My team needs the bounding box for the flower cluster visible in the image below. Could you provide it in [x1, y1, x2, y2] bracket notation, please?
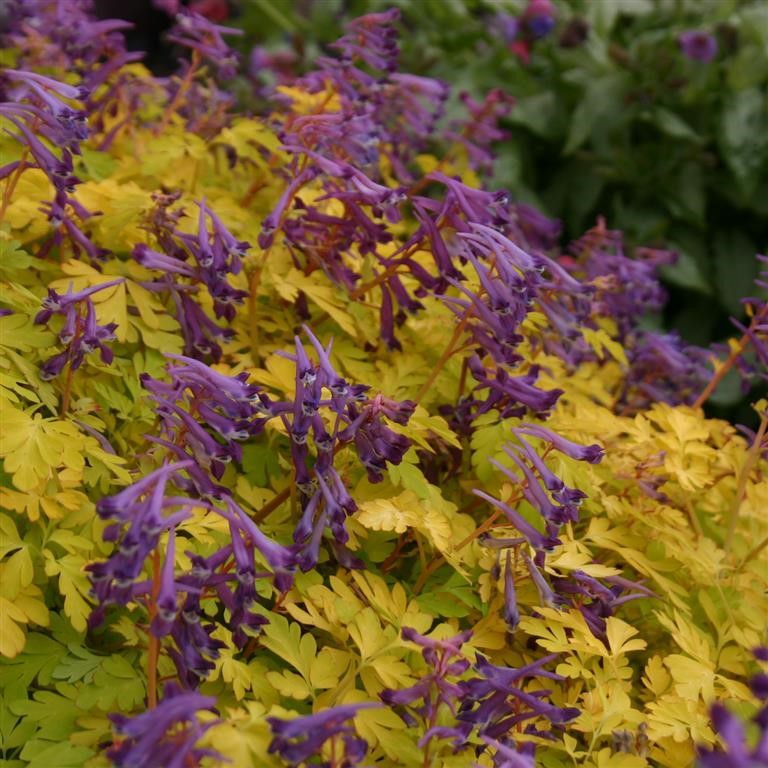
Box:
[108, 682, 221, 768]
[34, 279, 122, 381]
[381, 628, 473, 753]
[267, 703, 379, 766]
[268, 327, 415, 569]
[134, 194, 250, 362]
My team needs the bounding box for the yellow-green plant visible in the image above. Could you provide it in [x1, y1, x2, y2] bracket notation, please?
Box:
[0, 4, 766, 768]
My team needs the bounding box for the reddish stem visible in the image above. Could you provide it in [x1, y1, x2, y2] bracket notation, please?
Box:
[154, 51, 201, 137]
[692, 303, 768, 410]
[146, 548, 162, 709]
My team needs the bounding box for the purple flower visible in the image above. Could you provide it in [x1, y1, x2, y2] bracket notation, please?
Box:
[496, 14, 520, 44]
[381, 629, 473, 752]
[473, 490, 555, 552]
[481, 737, 536, 768]
[513, 424, 604, 464]
[108, 682, 221, 768]
[459, 654, 578, 737]
[696, 702, 768, 768]
[267, 703, 380, 766]
[679, 30, 718, 62]
[166, 9, 242, 79]
[522, 0, 556, 39]
[503, 550, 520, 630]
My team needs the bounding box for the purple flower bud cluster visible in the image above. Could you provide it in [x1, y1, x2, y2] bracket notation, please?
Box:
[90, 336, 415, 682]
[3, 0, 131, 73]
[133, 195, 250, 362]
[723, 255, 768, 394]
[458, 653, 580, 744]
[276, 327, 415, 570]
[33, 278, 122, 380]
[446, 89, 515, 176]
[165, 8, 242, 80]
[89, 355, 298, 679]
[696, 648, 768, 767]
[108, 682, 222, 768]
[140, 353, 268, 488]
[565, 224, 711, 410]
[0, 68, 113, 263]
[267, 702, 380, 766]
[475, 425, 601, 553]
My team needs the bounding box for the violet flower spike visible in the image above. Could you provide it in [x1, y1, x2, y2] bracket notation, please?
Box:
[108, 682, 221, 768]
[503, 550, 520, 630]
[513, 425, 604, 464]
[267, 702, 380, 766]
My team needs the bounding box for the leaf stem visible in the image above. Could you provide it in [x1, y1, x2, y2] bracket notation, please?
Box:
[60, 358, 75, 417]
[414, 311, 472, 405]
[253, 486, 291, 523]
[154, 51, 201, 137]
[0, 151, 29, 221]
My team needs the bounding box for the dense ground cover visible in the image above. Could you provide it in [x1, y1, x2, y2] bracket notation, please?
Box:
[0, 2, 766, 768]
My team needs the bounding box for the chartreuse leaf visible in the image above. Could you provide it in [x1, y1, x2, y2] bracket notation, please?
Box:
[260, 612, 348, 701]
[43, 553, 92, 632]
[0, 403, 88, 492]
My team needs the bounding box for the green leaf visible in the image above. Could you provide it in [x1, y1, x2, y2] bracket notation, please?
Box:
[0, 634, 65, 688]
[51, 645, 103, 684]
[563, 73, 627, 155]
[713, 229, 759, 313]
[75, 655, 145, 711]
[650, 107, 700, 142]
[20, 740, 94, 768]
[719, 87, 768, 195]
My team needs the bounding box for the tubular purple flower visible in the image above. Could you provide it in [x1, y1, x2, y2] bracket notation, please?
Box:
[522, 551, 558, 608]
[473, 490, 552, 551]
[462, 224, 538, 273]
[503, 550, 520, 630]
[95, 461, 193, 520]
[108, 682, 221, 768]
[506, 441, 564, 492]
[225, 497, 296, 574]
[302, 325, 348, 397]
[4, 68, 87, 100]
[133, 243, 198, 277]
[268, 702, 380, 766]
[151, 529, 178, 636]
[481, 737, 535, 768]
[514, 425, 604, 464]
